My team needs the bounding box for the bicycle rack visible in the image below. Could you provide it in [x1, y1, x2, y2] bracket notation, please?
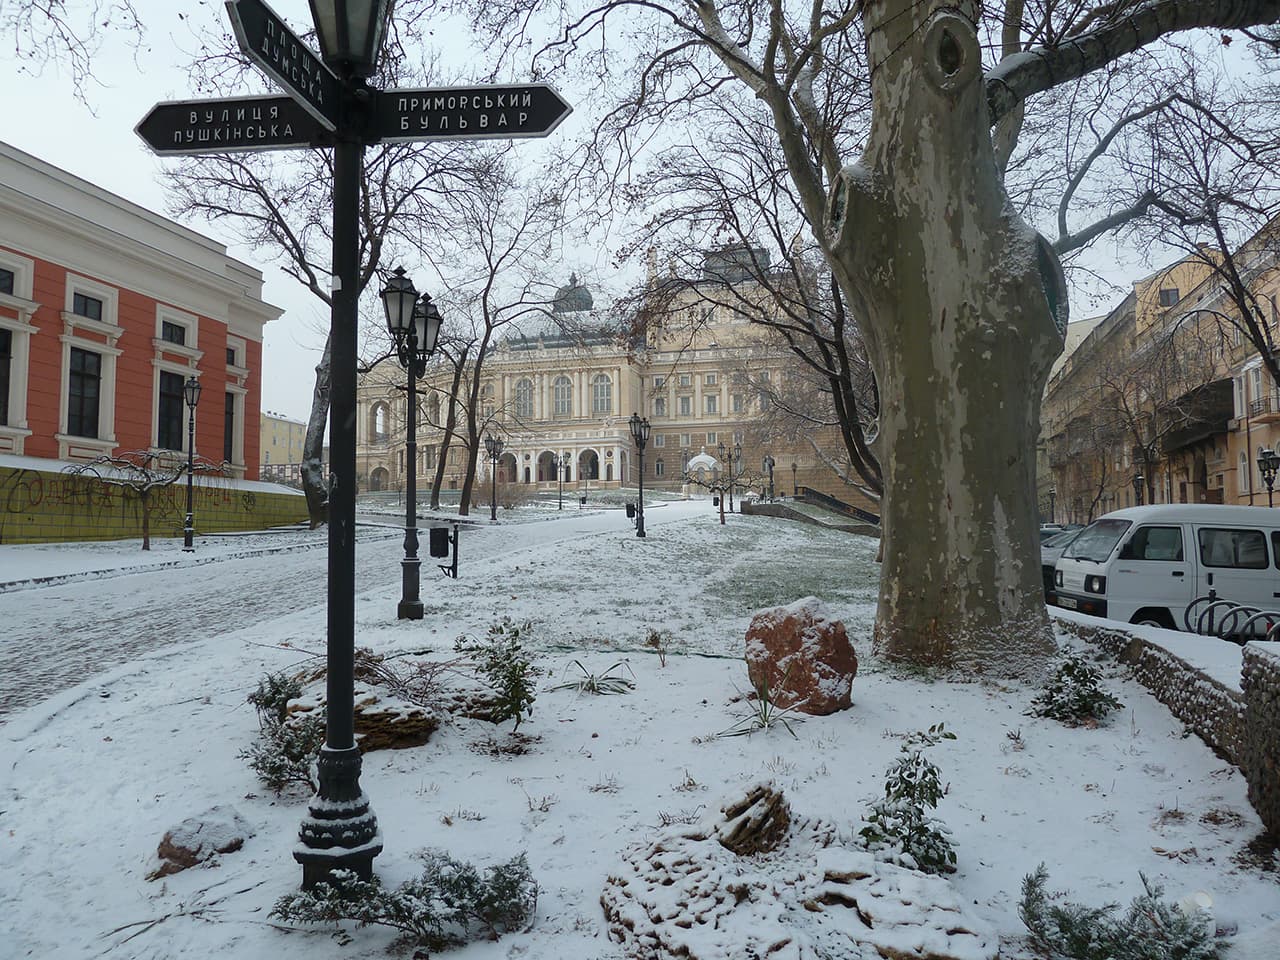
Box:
[1185, 594, 1280, 643]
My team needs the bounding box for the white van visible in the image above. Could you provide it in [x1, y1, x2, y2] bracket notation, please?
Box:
[1051, 504, 1280, 630]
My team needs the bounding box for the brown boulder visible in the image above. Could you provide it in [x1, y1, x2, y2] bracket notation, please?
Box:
[288, 686, 439, 751]
[745, 597, 856, 715]
[148, 806, 253, 880]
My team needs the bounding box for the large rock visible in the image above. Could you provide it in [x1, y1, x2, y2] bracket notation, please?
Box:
[745, 597, 857, 715]
[148, 806, 253, 880]
[288, 685, 439, 751]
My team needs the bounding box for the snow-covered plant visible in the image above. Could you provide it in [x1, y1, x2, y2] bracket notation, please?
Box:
[239, 712, 325, 793]
[551, 659, 635, 695]
[271, 851, 537, 952]
[644, 628, 672, 667]
[1028, 653, 1123, 726]
[1019, 864, 1220, 959]
[859, 723, 957, 874]
[247, 671, 302, 728]
[719, 661, 806, 739]
[455, 618, 538, 730]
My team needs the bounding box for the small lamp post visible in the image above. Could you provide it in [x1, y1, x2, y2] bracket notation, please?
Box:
[558, 452, 569, 509]
[629, 413, 650, 537]
[1132, 472, 1144, 506]
[791, 461, 798, 498]
[730, 442, 741, 512]
[485, 434, 505, 521]
[1257, 447, 1279, 508]
[763, 455, 775, 500]
[1049, 486, 1056, 524]
[182, 375, 202, 551]
[382, 267, 443, 619]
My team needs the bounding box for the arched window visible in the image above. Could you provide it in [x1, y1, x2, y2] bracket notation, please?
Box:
[591, 373, 612, 415]
[553, 376, 573, 417]
[426, 393, 441, 424]
[1239, 452, 1249, 494]
[373, 404, 389, 441]
[515, 379, 534, 418]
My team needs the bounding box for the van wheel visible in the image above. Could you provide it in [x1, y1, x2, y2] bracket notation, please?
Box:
[1132, 609, 1175, 630]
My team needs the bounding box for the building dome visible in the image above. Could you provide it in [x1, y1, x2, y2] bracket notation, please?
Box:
[552, 272, 593, 313]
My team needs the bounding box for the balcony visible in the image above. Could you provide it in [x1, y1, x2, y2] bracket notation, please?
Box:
[1248, 394, 1280, 424]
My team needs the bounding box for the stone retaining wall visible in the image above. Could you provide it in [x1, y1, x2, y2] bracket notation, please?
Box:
[741, 501, 879, 538]
[1058, 619, 1276, 837]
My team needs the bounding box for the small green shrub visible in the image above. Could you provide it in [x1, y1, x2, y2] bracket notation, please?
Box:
[1029, 653, 1123, 726]
[859, 724, 956, 874]
[551, 659, 635, 695]
[247, 671, 303, 727]
[719, 660, 806, 739]
[455, 618, 538, 730]
[1019, 864, 1220, 959]
[271, 851, 538, 952]
[239, 712, 326, 793]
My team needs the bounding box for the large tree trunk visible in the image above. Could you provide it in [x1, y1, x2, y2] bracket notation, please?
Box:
[300, 335, 332, 527]
[825, 0, 1064, 673]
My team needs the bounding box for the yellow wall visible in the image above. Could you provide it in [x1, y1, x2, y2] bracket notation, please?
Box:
[0, 464, 308, 544]
[261, 413, 308, 467]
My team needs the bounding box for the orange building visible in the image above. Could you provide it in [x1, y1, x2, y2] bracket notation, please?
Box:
[0, 141, 280, 477]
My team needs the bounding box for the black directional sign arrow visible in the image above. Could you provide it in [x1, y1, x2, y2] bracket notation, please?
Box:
[375, 84, 572, 143]
[226, 0, 339, 131]
[135, 95, 330, 155]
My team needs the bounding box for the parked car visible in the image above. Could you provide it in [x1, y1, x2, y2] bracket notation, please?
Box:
[1041, 527, 1084, 599]
[1039, 524, 1064, 542]
[1051, 504, 1280, 630]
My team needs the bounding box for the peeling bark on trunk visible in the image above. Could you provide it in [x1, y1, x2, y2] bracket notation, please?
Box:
[825, 1, 1064, 673]
[300, 335, 332, 528]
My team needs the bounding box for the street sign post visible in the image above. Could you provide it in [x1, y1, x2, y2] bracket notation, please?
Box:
[135, 95, 330, 155]
[225, 0, 339, 130]
[375, 84, 572, 142]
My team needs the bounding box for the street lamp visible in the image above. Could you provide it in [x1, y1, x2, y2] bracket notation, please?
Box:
[763, 455, 775, 500]
[629, 413, 650, 537]
[1132, 472, 1144, 506]
[791, 461, 798, 498]
[730, 442, 741, 513]
[485, 434, 505, 520]
[1257, 447, 1279, 508]
[308, 0, 393, 78]
[382, 267, 443, 620]
[558, 452, 569, 510]
[182, 375, 202, 551]
[1049, 486, 1056, 524]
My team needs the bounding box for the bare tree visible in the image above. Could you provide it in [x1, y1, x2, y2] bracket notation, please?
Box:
[63, 451, 223, 550]
[433, 0, 1280, 673]
[1, 0, 142, 99]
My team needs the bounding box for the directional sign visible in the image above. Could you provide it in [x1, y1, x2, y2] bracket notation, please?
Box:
[135, 95, 330, 155]
[226, 0, 338, 131]
[375, 84, 572, 143]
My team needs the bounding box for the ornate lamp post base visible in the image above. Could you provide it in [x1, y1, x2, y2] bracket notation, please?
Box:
[294, 745, 383, 888]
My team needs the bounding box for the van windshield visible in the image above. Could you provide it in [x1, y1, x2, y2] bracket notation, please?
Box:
[1062, 518, 1131, 562]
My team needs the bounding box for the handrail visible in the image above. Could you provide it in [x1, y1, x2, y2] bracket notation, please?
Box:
[794, 486, 881, 525]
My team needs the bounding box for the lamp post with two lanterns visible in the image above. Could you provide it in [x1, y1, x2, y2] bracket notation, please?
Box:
[791, 461, 798, 498]
[1257, 446, 1279, 508]
[485, 434, 505, 520]
[630, 414, 650, 537]
[181, 375, 202, 551]
[762, 455, 775, 500]
[558, 452, 570, 509]
[380, 266, 443, 619]
[1132, 472, 1144, 506]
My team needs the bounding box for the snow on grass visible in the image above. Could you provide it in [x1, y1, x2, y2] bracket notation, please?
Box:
[1, 503, 1277, 959]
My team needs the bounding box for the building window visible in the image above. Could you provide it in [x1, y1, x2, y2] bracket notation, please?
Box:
[592, 373, 612, 414]
[515, 378, 534, 418]
[424, 446, 437, 469]
[553, 375, 573, 417]
[0, 268, 12, 295]
[157, 371, 185, 451]
[706, 432, 717, 445]
[653, 434, 665, 447]
[1158, 287, 1180, 307]
[680, 433, 690, 447]
[161, 321, 187, 346]
[655, 459, 665, 477]
[653, 396, 666, 417]
[732, 393, 743, 413]
[67, 347, 102, 438]
[679, 396, 691, 416]
[0, 329, 10, 425]
[224, 393, 235, 463]
[226, 346, 237, 366]
[679, 373, 691, 387]
[73, 292, 103, 322]
[705, 373, 717, 386]
[705, 395, 718, 414]
[1239, 452, 1249, 494]
[653, 375, 665, 388]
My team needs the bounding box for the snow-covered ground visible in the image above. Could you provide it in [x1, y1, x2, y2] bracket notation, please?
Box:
[2, 500, 1276, 958]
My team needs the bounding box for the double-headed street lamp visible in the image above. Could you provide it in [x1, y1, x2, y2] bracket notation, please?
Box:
[485, 434, 505, 520]
[630, 413, 650, 537]
[1257, 446, 1279, 507]
[729, 442, 741, 512]
[381, 267, 443, 619]
[763, 455, 775, 500]
[558, 452, 570, 509]
[182, 375, 202, 551]
[1132, 472, 1144, 506]
[791, 461, 798, 498]
[1049, 486, 1056, 523]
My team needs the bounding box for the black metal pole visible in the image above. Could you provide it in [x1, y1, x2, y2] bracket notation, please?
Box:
[490, 451, 498, 521]
[558, 461, 563, 510]
[728, 460, 735, 513]
[296, 123, 381, 889]
[636, 444, 646, 537]
[398, 350, 423, 620]
[183, 412, 195, 551]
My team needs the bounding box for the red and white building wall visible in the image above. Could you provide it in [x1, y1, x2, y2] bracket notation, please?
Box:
[0, 141, 280, 477]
